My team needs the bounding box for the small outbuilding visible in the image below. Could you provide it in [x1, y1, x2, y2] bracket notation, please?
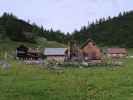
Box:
[44, 48, 67, 62]
[107, 48, 127, 58]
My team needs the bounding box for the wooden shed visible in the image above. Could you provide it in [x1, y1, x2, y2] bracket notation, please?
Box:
[81, 39, 101, 60]
[44, 48, 67, 62]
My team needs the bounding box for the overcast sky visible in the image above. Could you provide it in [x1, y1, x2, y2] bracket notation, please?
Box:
[0, 0, 133, 32]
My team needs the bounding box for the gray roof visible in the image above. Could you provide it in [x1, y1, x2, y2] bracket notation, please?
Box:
[44, 48, 67, 56]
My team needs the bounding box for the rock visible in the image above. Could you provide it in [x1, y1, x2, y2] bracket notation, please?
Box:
[0, 60, 11, 70]
[2, 63, 11, 69]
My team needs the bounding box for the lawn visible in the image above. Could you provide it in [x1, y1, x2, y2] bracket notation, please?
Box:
[0, 58, 133, 100]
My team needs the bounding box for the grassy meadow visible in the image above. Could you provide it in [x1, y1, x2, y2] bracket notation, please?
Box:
[0, 58, 133, 100]
[0, 41, 133, 100]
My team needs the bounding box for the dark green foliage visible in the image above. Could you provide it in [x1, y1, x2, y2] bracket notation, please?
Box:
[0, 23, 6, 39]
[39, 29, 67, 44]
[1, 11, 133, 47]
[72, 11, 133, 47]
[0, 13, 34, 42]
[0, 12, 67, 44]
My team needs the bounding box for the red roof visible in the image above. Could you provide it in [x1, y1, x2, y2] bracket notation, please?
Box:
[81, 39, 95, 49]
[107, 48, 127, 54]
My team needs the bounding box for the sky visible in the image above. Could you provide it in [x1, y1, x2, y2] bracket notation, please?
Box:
[0, 0, 133, 32]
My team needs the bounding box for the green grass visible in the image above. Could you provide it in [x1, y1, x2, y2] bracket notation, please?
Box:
[0, 38, 66, 51]
[0, 40, 133, 100]
[0, 58, 133, 100]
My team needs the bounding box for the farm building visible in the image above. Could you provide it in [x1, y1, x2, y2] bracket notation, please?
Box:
[68, 39, 101, 61]
[16, 45, 41, 60]
[44, 48, 67, 62]
[107, 48, 127, 58]
[80, 39, 101, 61]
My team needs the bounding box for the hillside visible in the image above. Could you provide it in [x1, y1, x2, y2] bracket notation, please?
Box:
[0, 13, 68, 44]
[0, 39, 65, 50]
[72, 11, 133, 47]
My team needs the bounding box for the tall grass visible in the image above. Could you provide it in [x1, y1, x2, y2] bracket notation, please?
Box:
[0, 58, 133, 100]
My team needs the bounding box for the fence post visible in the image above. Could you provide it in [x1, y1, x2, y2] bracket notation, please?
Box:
[4, 52, 8, 60]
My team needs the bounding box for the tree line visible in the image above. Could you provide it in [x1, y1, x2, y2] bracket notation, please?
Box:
[0, 12, 69, 43]
[0, 11, 133, 48]
[72, 11, 133, 48]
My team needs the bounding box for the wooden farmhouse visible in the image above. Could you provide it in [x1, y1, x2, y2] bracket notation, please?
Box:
[16, 45, 41, 60]
[107, 48, 127, 58]
[44, 48, 67, 62]
[80, 39, 101, 61]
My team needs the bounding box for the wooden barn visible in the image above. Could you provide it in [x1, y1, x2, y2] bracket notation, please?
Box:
[16, 45, 41, 60]
[68, 39, 101, 61]
[44, 48, 67, 62]
[107, 48, 127, 58]
[80, 39, 101, 61]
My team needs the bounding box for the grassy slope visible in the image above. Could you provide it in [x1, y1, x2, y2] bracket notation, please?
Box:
[0, 38, 66, 58]
[0, 38, 66, 50]
[0, 58, 133, 100]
